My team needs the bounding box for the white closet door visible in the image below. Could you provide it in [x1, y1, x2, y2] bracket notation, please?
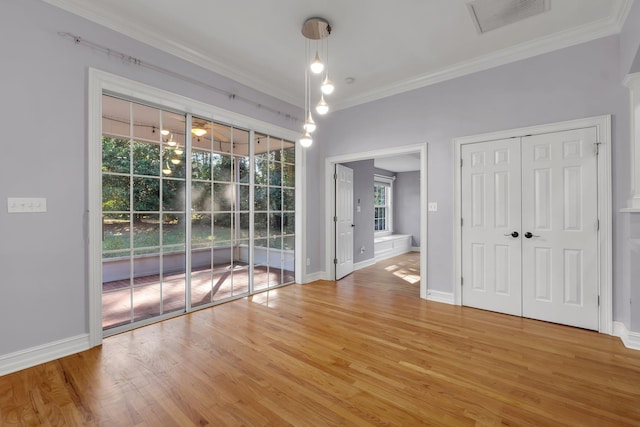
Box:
[461, 139, 522, 316]
[335, 164, 354, 280]
[521, 128, 599, 330]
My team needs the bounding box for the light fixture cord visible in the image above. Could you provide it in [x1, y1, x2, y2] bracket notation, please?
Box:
[304, 39, 311, 123]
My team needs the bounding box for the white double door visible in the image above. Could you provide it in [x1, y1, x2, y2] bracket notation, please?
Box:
[461, 127, 599, 330]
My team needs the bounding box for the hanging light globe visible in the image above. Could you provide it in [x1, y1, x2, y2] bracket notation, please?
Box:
[299, 132, 313, 147]
[315, 94, 329, 115]
[321, 76, 335, 95]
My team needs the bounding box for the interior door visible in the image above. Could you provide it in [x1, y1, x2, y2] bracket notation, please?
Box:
[521, 128, 599, 330]
[461, 139, 522, 316]
[335, 164, 354, 280]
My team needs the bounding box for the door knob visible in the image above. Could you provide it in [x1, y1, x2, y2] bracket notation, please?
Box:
[524, 232, 539, 238]
[504, 231, 519, 238]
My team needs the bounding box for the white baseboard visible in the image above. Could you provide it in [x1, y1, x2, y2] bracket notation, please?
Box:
[303, 271, 327, 283]
[354, 258, 376, 271]
[0, 334, 91, 376]
[411, 246, 421, 252]
[613, 321, 640, 351]
[426, 290, 455, 305]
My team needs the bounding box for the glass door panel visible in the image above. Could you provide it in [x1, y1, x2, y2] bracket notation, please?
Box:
[101, 95, 187, 333]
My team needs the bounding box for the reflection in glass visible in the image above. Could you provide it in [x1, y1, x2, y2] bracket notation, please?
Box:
[191, 181, 212, 211]
[214, 183, 234, 211]
[163, 180, 185, 212]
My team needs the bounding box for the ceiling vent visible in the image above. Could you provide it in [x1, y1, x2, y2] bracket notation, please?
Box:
[467, 0, 549, 34]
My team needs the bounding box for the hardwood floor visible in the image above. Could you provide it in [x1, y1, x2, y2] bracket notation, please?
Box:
[2, 253, 640, 426]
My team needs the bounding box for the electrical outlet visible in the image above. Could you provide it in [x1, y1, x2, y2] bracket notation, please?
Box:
[306, 258, 310, 266]
[7, 197, 47, 213]
[428, 202, 438, 212]
[360, 246, 365, 254]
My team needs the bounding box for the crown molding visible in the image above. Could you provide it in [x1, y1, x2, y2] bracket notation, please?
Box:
[333, 10, 627, 111]
[43, 0, 632, 112]
[615, 0, 635, 31]
[41, 0, 300, 107]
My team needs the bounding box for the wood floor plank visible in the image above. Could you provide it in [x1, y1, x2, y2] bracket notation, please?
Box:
[2, 253, 640, 426]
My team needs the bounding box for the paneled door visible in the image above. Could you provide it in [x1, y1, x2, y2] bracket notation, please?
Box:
[335, 164, 354, 280]
[521, 128, 599, 330]
[461, 139, 522, 316]
[461, 128, 599, 330]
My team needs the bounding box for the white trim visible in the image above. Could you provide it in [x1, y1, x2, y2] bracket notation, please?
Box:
[0, 334, 90, 376]
[453, 115, 613, 334]
[43, 0, 299, 107]
[623, 73, 640, 209]
[426, 290, 455, 305]
[374, 175, 394, 234]
[303, 271, 327, 283]
[332, 7, 631, 111]
[613, 322, 640, 351]
[43, 0, 632, 112]
[89, 69, 303, 346]
[411, 246, 421, 252]
[325, 143, 428, 299]
[354, 258, 377, 271]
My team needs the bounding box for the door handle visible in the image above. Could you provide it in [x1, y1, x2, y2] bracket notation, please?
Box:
[351, 224, 355, 227]
[524, 232, 540, 239]
[504, 231, 519, 238]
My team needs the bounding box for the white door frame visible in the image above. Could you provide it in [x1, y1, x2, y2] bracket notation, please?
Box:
[453, 115, 612, 334]
[88, 69, 305, 347]
[325, 143, 428, 299]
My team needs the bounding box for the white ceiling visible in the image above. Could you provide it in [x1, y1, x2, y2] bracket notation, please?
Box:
[375, 154, 421, 173]
[43, 0, 632, 110]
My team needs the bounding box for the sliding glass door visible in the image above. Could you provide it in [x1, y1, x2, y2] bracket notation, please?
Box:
[100, 94, 296, 334]
[190, 118, 251, 307]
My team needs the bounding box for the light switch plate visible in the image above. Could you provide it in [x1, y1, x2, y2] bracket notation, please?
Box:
[428, 202, 438, 212]
[7, 197, 47, 213]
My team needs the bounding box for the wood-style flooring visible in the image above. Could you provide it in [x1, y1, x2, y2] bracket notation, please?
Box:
[2, 252, 640, 426]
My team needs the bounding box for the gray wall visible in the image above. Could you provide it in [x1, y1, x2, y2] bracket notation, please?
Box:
[341, 160, 375, 264]
[0, 0, 300, 356]
[310, 34, 630, 314]
[393, 171, 421, 247]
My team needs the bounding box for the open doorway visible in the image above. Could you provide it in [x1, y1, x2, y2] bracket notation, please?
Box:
[325, 143, 428, 299]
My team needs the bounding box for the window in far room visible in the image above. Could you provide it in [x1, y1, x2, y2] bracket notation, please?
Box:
[374, 175, 393, 233]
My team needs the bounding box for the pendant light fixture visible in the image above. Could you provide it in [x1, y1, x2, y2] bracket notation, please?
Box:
[299, 17, 333, 148]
